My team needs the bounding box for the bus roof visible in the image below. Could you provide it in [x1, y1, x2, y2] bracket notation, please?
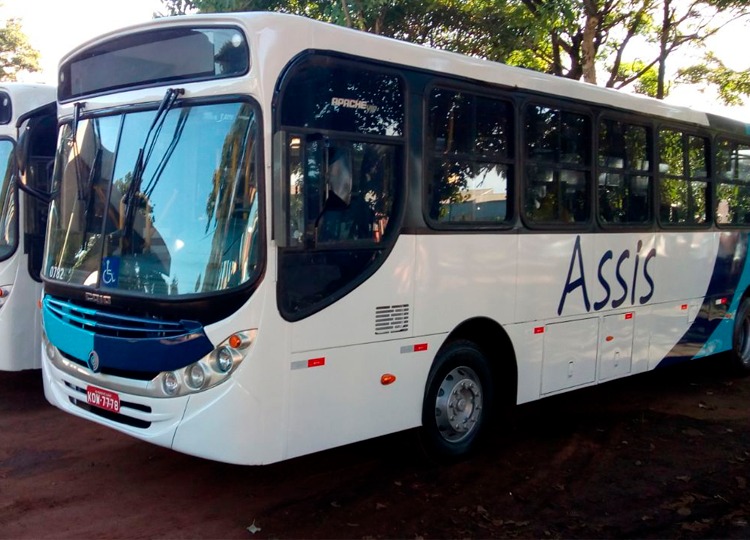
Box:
[59, 11, 728, 130]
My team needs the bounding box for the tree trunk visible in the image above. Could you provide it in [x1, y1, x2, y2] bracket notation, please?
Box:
[657, 0, 671, 99]
[581, 8, 600, 84]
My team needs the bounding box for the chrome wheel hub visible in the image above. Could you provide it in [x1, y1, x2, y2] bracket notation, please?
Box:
[434, 366, 483, 443]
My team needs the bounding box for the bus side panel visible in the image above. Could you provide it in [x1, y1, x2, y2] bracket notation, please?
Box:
[648, 232, 720, 367]
[285, 336, 439, 460]
[0, 251, 41, 371]
[412, 234, 518, 336]
[285, 237, 423, 459]
[288, 237, 416, 353]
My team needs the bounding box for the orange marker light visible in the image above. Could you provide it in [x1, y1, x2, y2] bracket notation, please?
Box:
[228, 334, 242, 349]
[380, 374, 396, 386]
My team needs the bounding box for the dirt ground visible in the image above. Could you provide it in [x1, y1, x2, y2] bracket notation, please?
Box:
[1, 355, 748, 539]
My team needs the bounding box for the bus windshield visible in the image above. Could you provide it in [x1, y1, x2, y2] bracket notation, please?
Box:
[0, 139, 16, 259]
[44, 100, 261, 296]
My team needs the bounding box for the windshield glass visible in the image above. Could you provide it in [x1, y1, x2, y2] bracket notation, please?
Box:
[0, 139, 16, 260]
[44, 100, 261, 296]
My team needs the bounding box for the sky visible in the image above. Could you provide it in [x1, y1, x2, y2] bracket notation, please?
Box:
[2, 0, 750, 121]
[1, 0, 165, 83]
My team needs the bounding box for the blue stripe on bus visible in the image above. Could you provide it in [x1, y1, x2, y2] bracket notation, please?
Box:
[657, 231, 750, 368]
[43, 298, 215, 373]
[43, 305, 95, 362]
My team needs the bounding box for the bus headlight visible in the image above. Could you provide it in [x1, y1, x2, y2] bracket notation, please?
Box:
[162, 371, 181, 396]
[153, 330, 256, 397]
[186, 363, 207, 389]
[216, 347, 237, 373]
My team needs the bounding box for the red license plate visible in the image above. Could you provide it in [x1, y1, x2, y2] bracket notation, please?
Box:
[86, 385, 120, 414]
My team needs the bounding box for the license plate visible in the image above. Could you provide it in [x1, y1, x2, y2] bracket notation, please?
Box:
[86, 385, 120, 414]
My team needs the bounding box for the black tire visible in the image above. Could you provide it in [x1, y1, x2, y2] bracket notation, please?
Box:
[420, 340, 493, 460]
[731, 298, 750, 375]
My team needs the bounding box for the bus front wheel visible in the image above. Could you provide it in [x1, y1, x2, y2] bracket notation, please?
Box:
[420, 340, 493, 459]
[731, 298, 750, 375]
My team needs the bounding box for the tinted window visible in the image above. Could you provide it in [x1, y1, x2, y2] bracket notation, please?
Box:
[598, 119, 652, 225]
[524, 104, 591, 225]
[658, 129, 709, 225]
[427, 88, 512, 225]
[0, 92, 11, 125]
[280, 60, 404, 137]
[0, 140, 16, 259]
[716, 139, 750, 225]
[59, 27, 249, 101]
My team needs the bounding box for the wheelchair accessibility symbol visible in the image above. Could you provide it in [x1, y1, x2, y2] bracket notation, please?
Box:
[101, 257, 120, 288]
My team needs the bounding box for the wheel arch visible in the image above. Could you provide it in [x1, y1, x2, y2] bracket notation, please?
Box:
[435, 317, 518, 408]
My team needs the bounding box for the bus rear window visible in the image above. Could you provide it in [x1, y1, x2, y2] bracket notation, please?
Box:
[59, 27, 249, 101]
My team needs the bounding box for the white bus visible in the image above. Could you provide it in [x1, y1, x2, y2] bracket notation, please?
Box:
[41, 13, 750, 464]
[0, 83, 56, 371]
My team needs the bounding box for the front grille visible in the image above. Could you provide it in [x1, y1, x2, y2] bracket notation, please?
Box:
[45, 296, 191, 339]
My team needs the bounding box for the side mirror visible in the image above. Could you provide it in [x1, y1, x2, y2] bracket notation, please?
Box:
[14, 102, 57, 203]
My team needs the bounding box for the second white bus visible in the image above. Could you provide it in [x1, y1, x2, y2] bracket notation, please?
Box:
[0, 83, 56, 371]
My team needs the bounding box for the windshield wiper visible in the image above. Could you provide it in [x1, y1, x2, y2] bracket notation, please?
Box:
[122, 87, 184, 250]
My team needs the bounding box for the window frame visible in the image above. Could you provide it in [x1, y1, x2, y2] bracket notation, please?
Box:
[422, 81, 515, 230]
[656, 126, 712, 229]
[714, 136, 750, 228]
[521, 99, 594, 230]
[596, 115, 655, 229]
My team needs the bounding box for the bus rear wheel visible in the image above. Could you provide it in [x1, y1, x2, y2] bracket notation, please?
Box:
[731, 298, 750, 375]
[421, 340, 493, 459]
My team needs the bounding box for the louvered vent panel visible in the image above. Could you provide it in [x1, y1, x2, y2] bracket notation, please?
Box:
[375, 304, 410, 335]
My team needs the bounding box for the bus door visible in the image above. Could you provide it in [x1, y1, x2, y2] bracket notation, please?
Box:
[16, 102, 56, 280]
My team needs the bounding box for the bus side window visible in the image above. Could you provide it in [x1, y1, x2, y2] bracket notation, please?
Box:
[597, 119, 652, 225]
[524, 104, 590, 226]
[658, 129, 709, 226]
[715, 139, 750, 225]
[426, 88, 512, 225]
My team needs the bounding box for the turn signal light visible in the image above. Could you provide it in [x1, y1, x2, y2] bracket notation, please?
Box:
[380, 373, 397, 386]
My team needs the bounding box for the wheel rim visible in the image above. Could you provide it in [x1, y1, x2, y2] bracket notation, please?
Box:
[434, 366, 483, 443]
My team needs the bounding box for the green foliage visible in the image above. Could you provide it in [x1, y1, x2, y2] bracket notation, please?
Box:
[162, 0, 750, 104]
[615, 60, 664, 98]
[0, 18, 40, 81]
[678, 53, 750, 106]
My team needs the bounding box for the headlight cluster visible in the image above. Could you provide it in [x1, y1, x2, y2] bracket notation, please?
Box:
[160, 330, 256, 397]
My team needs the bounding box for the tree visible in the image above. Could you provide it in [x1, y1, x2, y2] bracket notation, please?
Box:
[170, 0, 537, 60]
[0, 18, 40, 81]
[678, 52, 750, 106]
[161, 0, 750, 103]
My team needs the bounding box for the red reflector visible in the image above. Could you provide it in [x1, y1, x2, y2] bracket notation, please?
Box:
[413, 343, 428, 352]
[625, 312, 633, 320]
[681, 304, 688, 310]
[307, 358, 325, 368]
[721, 298, 728, 305]
[605, 336, 614, 342]
[534, 327, 544, 334]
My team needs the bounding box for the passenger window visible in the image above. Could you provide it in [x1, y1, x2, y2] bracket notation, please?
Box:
[716, 139, 750, 225]
[427, 88, 512, 225]
[598, 120, 652, 225]
[658, 129, 709, 225]
[524, 104, 591, 225]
